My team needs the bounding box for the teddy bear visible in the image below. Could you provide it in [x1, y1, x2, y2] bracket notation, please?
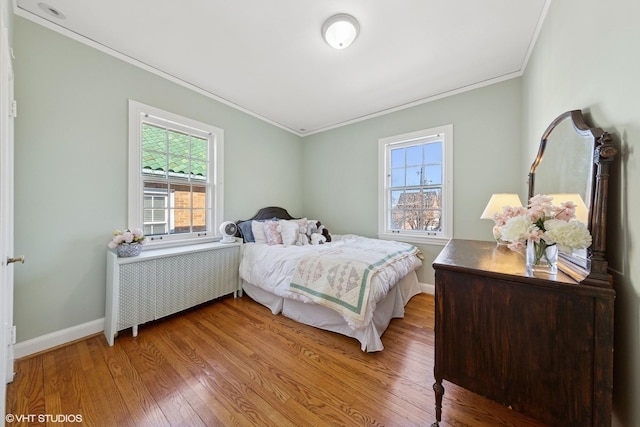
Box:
[295, 220, 332, 245]
[308, 221, 331, 245]
[317, 222, 332, 243]
[310, 233, 326, 245]
[306, 221, 318, 236]
[295, 224, 310, 246]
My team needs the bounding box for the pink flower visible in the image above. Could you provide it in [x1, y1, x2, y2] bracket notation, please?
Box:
[529, 194, 553, 206]
[122, 231, 134, 243]
[527, 228, 544, 242]
[527, 194, 556, 221]
[494, 206, 527, 226]
[527, 205, 546, 222]
[498, 194, 592, 251]
[508, 240, 526, 251]
[553, 201, 577, 221]
[107, 228, 146, 248]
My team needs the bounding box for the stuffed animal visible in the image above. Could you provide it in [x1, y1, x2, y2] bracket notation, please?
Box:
[295, 220, 332, 245]
[317, 222, 332, 243]
[309, 221, 332, 245]
[306, 221, 318, 236]
[310, 233, 326, 245]
[295, 224, 310, 246]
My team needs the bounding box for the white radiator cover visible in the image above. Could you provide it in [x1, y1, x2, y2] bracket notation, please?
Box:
[105, 240, 242, 345]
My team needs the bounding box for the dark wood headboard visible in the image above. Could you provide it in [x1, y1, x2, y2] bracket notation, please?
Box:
[234, 207, 297, 241]
[238, 206, 296, 222]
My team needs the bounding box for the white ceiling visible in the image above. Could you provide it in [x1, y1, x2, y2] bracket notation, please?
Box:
[15, 0, 549, 135]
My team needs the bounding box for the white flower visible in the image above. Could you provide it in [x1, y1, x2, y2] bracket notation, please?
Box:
[496, 194, 592, 252]
[544, 220, 592, 249]
[501, 215, 533, 243]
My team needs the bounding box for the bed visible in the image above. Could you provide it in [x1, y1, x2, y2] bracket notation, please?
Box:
[236, 207, 423, 352]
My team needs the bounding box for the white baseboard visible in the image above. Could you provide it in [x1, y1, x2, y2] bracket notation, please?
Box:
[419, 282, 435, 295]
[14, 318, 105, 359]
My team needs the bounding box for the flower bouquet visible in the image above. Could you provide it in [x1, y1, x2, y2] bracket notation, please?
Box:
[497, 194, 592, 272]
[108, 228, 147, 257]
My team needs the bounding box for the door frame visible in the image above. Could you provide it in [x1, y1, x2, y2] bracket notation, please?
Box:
[1, 0, 16, 418]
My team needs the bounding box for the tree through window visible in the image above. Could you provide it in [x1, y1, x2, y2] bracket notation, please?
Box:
[378, 125, 453, 243]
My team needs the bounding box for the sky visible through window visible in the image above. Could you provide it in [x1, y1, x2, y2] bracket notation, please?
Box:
[390, 141, 442, 188]
[388, 139, 443, 232]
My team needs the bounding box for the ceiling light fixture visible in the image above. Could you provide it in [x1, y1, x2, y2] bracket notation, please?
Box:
[322, 14, 359, 50]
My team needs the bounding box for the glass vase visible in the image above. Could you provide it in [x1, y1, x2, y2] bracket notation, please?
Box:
[492, 225, 509, 245]
[526, 239, 558, 274]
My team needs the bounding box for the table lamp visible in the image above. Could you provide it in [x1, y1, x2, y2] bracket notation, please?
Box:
[480, 193, 523, 244]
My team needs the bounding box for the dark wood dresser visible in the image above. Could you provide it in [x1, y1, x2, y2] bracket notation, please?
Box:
[431, 239, 614, 427]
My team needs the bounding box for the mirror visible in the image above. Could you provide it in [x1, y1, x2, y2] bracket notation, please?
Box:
[528, 110, 616, 287]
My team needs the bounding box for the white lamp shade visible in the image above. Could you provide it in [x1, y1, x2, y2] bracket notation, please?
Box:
[480, 193, 523, 219]
[548, 193, 589, 224]
[322, 14, 359, 49]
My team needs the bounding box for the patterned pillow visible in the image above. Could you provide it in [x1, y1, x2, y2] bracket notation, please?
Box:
[263, 220, 283, 245]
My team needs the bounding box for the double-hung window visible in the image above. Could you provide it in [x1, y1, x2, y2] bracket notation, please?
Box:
[128, 100, 224, 246]
[378, 125, 453, 244]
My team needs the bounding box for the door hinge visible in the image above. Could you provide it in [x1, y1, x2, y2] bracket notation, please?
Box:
[11, 325, 16, 345]
[10, 100, 17, 118]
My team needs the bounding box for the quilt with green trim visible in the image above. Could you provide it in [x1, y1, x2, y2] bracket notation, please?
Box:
[289, 241, 419, 325]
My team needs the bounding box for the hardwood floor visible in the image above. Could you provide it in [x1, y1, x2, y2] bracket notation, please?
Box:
[6, 293, 548, 426]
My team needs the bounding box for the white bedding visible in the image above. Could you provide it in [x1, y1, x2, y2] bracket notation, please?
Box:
[242, 273, 420, 352]
[239, 234, 423, 341]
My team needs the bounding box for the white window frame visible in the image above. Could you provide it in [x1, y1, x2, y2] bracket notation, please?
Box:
[378, 124, 453, 245]
[128, 100, 224, 248]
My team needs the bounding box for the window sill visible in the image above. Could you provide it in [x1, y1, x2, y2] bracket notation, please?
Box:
[143, 235, 223, 250]
[377, 232, 450, 246]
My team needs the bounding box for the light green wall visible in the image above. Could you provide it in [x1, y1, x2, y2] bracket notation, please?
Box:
[522, 0, 639, 425]
[13, 17, 302, 342]
[13, 12, 524, 341]
[302, 78, 523, 284]
[15, 7, 637, 425]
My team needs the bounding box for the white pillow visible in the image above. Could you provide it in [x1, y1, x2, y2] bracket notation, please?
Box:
[279, 220, 300, 246]
[251, 220, 267, 244]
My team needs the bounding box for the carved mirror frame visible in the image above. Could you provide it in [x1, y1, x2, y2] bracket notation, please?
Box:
[528, 110, 616, 287]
